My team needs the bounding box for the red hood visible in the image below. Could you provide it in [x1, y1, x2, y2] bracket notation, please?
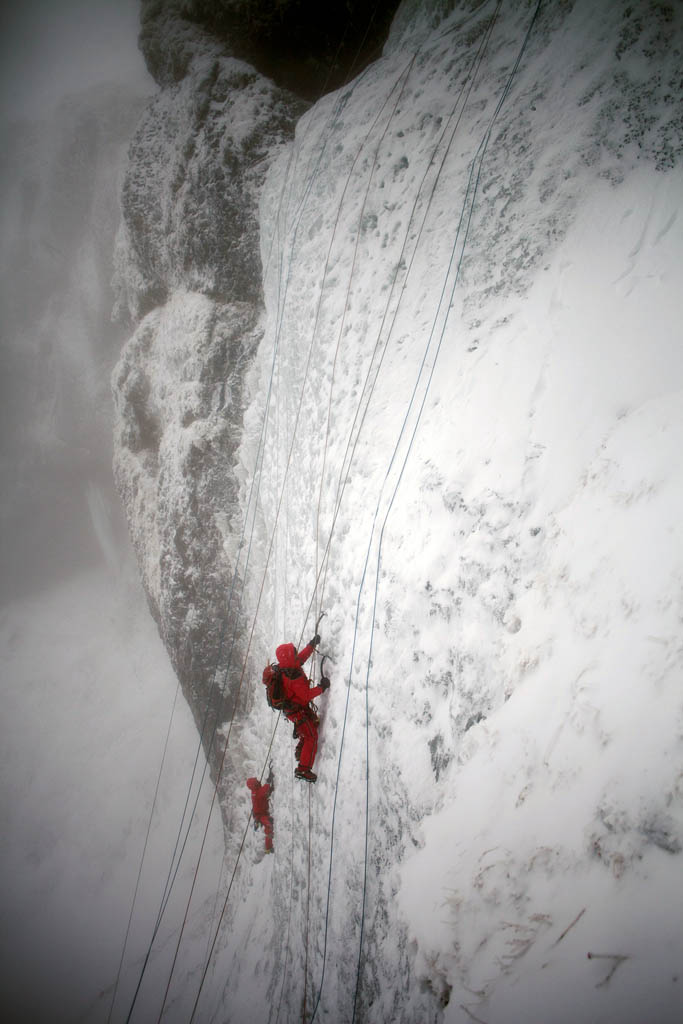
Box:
[246, 777, 259, 790]
[276, 643, 298, 668]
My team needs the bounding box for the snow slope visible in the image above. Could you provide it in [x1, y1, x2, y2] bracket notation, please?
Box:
[186, 2, 683, 1022]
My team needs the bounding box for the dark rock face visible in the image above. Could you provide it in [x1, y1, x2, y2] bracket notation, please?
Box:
[112, 294, 262, 761]
[111, 12, 306, 781]
[142, 0, 403, 100]
[114, 53, 307, 322]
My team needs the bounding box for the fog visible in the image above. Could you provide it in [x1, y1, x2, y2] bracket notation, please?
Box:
[0, 5, 223, 1021]
[0, 0, 152, 120]
[0, 2, 154, 595]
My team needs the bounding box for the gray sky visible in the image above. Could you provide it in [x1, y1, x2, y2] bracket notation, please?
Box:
[0, 0, 153, 119]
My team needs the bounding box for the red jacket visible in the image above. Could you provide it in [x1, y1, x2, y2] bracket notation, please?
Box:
[275, 642, 323, 706]
[246, 778, 271, 815]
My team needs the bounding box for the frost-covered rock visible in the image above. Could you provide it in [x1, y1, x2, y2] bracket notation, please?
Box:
[209, 1, 682, 1022]
[113, 51, 306, 320]
[111, 11, 307, 781]
[112, 293, 261, 739]
[143, 0, 403, 100]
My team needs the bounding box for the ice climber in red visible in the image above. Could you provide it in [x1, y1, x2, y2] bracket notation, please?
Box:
[246, 776, 274, 853]
[276, 635, 329, 783]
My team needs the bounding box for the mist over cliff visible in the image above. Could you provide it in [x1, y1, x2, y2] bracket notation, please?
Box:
[106, 2, 683, 1022]
[3, 0, 681, 1022]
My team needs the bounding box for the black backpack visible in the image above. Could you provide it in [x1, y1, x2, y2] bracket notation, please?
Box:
[263, 663, 291, 711]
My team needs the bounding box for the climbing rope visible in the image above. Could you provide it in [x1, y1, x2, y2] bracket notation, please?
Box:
[271, 5, 506, 1019]
[311, 0, 504, 622]
[309, 1, 544, 1019]
[188, 2, 504, 1015]
[272, 758, 297, 1024]
[122, 187, 297, 1024]
[118, 33, 363, 1017]
[106, 679, 182, 1024]
[302, 784, 313, 1023]
[145, 64, 410, 1022]
[116, 1, 542, 1018]
[187, 720, 280, 1023]
[162, 341, 345, 1017]
[117, 23, 395, 1024]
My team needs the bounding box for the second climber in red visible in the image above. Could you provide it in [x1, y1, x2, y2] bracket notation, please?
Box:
[276, 635, 330, 782]
[246, 776, 274, 853]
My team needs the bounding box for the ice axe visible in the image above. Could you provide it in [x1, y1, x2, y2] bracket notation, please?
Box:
[319, 652, 333, 680]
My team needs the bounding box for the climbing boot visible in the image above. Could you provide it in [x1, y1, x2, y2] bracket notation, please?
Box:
[295, 766, 317, 783]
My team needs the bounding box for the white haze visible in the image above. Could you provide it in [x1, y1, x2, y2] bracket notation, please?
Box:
[2, 2, 683, 1023]
[0, 0, 153, 120]
[0, 3, 222, 1022]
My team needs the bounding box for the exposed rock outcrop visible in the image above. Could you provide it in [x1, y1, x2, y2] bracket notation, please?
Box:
[142, 0, 403, 99]
[113, 49, 306, 321]
[112, 8, 310, 773]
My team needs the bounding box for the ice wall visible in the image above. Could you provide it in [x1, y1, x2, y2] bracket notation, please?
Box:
[109, 1, 683, 1020]
[212, 2, 683, 1021]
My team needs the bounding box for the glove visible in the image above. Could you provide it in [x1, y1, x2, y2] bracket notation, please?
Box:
[320, 676, 330, 692]
[310, 634, 321, 647]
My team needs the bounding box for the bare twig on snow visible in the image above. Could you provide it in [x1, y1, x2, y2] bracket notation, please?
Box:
[552, 907, 586, 946]
[587, 951, 630, 987]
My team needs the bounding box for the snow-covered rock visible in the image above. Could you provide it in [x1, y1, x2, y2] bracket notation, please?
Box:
[110, 0, 683, 1021]
[111, 17, 306, 780]
[113, 52, 305, 319]
[215, 2, 682, 1022]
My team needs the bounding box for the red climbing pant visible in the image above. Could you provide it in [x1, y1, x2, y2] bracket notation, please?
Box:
[255, 811, 274, 851]
[287, 707, 319, 770]
[246, 778, 274, 852]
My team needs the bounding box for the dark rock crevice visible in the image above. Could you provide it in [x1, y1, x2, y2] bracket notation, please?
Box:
[142, 0, 403, 100]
